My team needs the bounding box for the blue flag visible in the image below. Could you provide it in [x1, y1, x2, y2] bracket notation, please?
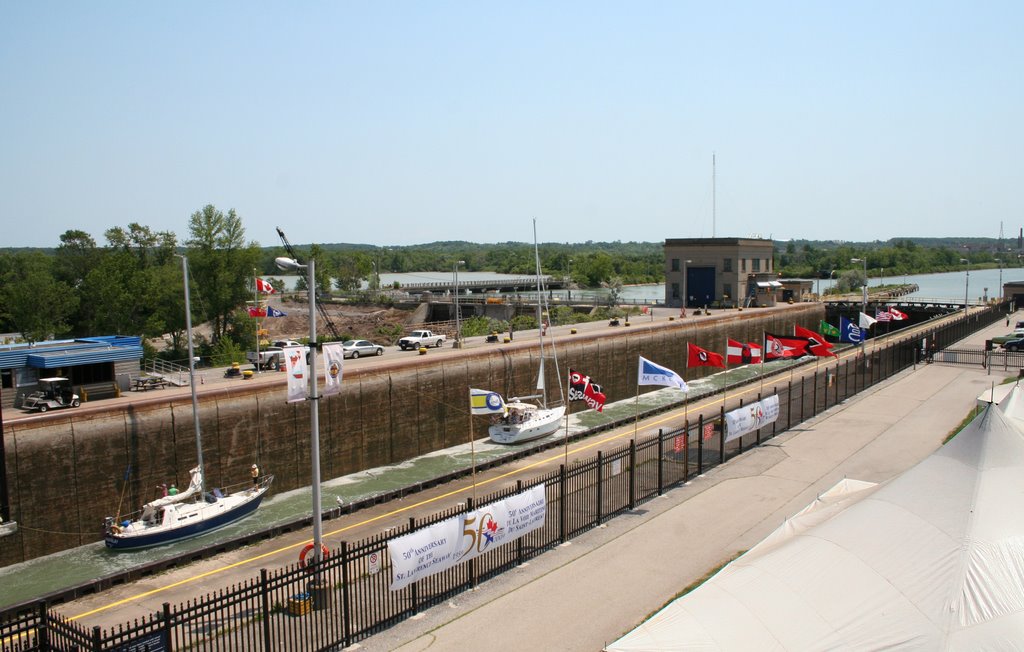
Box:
[267, 306, 287, 317]
[840, 316, 864, 343]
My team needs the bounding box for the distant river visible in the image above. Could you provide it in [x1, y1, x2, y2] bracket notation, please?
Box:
[273, 268, 1019, 304]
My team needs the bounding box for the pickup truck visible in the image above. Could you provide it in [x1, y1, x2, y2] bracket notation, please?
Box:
[246, 340, 310, 370]
[398, 330, 446, 350]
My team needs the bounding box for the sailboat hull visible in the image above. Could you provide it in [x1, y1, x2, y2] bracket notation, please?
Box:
[488, 405, 566, 444]
[104, 480, 272, 550]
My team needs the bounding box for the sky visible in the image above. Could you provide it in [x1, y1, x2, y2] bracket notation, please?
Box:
[1, 2, 1021, 249]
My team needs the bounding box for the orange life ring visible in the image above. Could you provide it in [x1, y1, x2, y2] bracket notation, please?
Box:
[299, 542, 330, 569]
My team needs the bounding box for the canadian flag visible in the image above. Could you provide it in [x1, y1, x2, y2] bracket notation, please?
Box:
[256, 278, 275, 294]
[888, 307, 908, 320]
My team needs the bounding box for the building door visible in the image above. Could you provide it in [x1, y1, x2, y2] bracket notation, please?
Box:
[687, 267, 716, 307]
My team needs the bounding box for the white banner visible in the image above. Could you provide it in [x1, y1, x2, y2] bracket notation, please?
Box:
[389, 485, 547, 590]
[725, 395, 780, 443]
[321, 343, 344, 397]
[284, 345, 307, 404]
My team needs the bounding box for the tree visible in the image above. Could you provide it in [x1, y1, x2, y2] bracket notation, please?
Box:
[185, 205, 261, 344]
[1, 252, 78, 342]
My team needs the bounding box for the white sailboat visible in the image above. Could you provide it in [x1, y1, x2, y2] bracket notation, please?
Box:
[104, 256, 273, 549]
[489, 221, 566, 444]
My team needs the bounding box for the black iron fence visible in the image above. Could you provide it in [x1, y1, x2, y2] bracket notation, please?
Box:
[1, 306, 1006, 652]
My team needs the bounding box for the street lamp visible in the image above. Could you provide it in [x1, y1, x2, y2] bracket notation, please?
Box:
[274, 255, 325, 578]
[995, 259, 1003, 300]
[847, 258, 864, 315]
[682, 259, 692, 311]
[453, 260, 465, 348]
[960, 258, 970, 316]
[566, 258, 573, 301]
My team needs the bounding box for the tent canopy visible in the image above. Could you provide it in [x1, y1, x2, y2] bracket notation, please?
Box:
[607, 402, 1024, 651]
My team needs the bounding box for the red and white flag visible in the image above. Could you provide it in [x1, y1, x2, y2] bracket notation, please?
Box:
[888, 307, 908, 320]
[764, 333, 809, 360]
[702, 422, 715, 441]
[256, 278, 275, 294]
[875, 309, 893, 322]
[726, 339, 763, 365]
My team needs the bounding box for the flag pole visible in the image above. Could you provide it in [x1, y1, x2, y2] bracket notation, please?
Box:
[253, 267, 261, 374]
[759, 331, 766, 396]
[563, 373, 572, 469]
[722, 337, 729, 412]
[469, 409, 477, 504]
[634, 381, 640, 439]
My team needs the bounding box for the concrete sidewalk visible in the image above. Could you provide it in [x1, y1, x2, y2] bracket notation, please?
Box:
[362, 324, 1011, 651]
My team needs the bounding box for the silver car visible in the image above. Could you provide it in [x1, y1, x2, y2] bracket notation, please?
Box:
[342, 339, 384, 359]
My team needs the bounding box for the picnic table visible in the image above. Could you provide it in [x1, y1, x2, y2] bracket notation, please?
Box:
[133, 376, 169, 391]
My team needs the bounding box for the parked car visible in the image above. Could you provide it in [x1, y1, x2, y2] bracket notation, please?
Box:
[342, 339, 385, 359]
[22, 377, 80, 412]
[990, 330, 1024, 346]
[1003, 337, 1024, 352]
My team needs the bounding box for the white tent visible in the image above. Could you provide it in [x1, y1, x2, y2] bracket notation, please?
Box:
[607, 404, 1024, 651]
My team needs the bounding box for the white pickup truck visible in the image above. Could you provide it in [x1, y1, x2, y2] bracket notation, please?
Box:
[398, 330, 446, 350]
[246, 340, 310, 370]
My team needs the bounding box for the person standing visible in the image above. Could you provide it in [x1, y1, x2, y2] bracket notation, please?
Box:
[251, 463, 260, 486]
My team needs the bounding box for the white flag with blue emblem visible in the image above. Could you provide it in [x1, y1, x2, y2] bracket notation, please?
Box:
[637, 356, 688, 391]
[321, 342, 345, 397]
[470, 388, 507, 415]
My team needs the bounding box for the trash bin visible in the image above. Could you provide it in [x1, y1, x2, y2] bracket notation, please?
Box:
[307, 580, 331, 610]
[288, 592, 311, 616]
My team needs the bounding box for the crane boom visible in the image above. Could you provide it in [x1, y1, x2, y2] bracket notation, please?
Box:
[275, 227, 343, 340]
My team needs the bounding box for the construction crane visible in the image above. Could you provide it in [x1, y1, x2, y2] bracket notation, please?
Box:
[276, 227, 343, 341]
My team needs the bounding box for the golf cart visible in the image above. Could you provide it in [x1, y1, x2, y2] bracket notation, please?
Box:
[22, 377, 80, 412]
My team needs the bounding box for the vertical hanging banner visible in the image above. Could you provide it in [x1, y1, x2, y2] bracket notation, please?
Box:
[284, 345, 307, 403]
[321, 342, 345, 397]
[388, 485, 547, 591]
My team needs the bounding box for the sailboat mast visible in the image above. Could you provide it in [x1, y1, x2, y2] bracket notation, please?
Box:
[182, 256, 205, 496]
[533, 219, 547, 403]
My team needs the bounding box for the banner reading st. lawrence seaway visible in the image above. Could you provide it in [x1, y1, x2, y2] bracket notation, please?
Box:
[388, 485, 546, 591]
[724, 395, 780, 443]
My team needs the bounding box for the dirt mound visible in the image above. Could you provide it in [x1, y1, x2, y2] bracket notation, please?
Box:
[262, 301, 414, 344]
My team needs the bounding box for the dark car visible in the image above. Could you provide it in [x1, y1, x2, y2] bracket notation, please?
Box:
[1003, 337, 1024, 352]
[342, 339, 385, 359]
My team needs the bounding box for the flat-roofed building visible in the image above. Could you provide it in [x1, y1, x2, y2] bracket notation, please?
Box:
[664, 238, 775, 309]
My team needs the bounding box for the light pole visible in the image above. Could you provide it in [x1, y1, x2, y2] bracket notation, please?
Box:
[274, 255, 325, 581]
[851, 258, 868, 345]
[995, 259, 1003, 300]
[453, 260, 465, 348]
[566, 258, 573, 301]
[682, 259, 692, 311]
[960, 258, 970, 316]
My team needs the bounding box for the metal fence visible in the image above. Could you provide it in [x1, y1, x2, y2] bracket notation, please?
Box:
[1, 306, 1005, 652]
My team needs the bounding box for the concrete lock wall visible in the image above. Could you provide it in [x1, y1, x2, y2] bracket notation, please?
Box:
[0, 304, 821, 566]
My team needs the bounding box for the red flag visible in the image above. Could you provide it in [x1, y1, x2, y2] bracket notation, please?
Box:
[888, 307, 908, 320]
[727, 339, 763, 364]
[256, 278, 275, 294]
[764, 333, 809, 360]
[248, 307, 267, 317]
[568, 369, 607, 412]
[687, 343, 725, 368]
[794, 325, 836, 357]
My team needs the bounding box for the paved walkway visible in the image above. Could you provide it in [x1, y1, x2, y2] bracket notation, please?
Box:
[359, 316, 1013, 652]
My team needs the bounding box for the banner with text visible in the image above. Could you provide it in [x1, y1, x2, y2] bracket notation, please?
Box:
[388, 485, 547, 590]
[724, 394, 780, 443]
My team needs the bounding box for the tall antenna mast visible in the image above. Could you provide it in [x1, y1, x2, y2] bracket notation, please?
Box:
[712, 152, 717, 238]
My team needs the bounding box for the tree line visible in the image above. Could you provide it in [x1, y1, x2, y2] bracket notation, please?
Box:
[2, 208, 1016, 355]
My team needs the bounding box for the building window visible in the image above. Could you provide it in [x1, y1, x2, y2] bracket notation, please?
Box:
[671, 258, 680, 272]
[723, 283, 732, 300]
[741, 258, 746, 272]
[752, 258, 761, 272]
[723, 258, 732, 272]
[671, 283, 680, 299]
[766, 258, 771, 272]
